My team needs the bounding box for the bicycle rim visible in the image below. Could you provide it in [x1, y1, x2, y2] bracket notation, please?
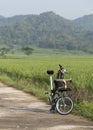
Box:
[56, 96, 73, 115]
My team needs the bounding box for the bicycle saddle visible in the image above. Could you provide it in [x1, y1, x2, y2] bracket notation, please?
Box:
[47, 70, 54, 75]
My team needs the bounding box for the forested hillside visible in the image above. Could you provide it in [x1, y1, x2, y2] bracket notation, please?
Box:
[73, 14, 93, 32]
[0, 12, 93, 53]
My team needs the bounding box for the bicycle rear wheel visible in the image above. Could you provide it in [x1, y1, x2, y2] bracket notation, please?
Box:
[56, 96, 73, 115]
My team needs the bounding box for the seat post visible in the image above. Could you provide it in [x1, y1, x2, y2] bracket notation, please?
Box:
[50, 75, 53, 90]
[47, 70, 54, 91]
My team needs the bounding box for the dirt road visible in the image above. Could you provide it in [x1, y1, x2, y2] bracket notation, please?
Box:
[0, 82, 93, 130]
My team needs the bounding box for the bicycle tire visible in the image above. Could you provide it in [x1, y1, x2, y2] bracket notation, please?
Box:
[56, 96, 73, 115]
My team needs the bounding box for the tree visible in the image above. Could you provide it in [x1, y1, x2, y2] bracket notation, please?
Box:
[0, 47, 10, 57]
[22, 47, 34, 55]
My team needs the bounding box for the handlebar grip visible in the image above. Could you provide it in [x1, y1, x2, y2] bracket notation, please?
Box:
[59, 64, 63, 69]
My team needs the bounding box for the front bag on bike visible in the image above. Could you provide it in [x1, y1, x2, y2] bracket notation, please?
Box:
[54, 79, 72, 91]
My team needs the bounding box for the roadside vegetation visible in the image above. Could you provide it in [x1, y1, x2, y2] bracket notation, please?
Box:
[0, 55, 93, 120]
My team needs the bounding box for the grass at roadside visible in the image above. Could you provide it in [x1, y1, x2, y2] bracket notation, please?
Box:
[0, 55, 93, 120]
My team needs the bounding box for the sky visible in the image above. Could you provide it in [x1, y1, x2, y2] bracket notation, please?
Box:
[0, 0, 93, 19]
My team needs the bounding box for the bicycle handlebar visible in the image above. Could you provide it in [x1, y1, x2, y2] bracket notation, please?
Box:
[59, 64, 67, 72]
[57, 64, 67, 79]
[59, 64, 63, 70]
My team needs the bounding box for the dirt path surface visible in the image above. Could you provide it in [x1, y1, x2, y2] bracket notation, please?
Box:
[0, 82, 93, 130]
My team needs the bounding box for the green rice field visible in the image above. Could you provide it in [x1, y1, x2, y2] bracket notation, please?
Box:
[0, 55, 93, 120]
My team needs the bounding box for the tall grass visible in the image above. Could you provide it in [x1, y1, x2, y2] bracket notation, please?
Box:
[0, 55, 93, 119]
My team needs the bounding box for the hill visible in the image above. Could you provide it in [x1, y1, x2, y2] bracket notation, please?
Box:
[73, 14, 93, 32]
[0, 15, 5, 19]
[0, 15, 31, 26]
[0, 12, 93, 53]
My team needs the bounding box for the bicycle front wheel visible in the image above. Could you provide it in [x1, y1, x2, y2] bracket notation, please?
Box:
[56, 96, 73, 115]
